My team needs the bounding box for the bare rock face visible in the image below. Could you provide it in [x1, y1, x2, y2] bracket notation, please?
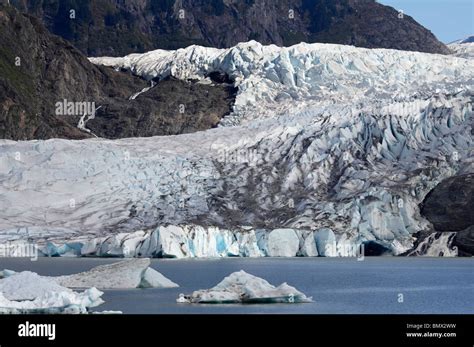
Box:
[10, 0, 449, 57]
[453, 226, 474, 256]
[421, 174, 474, 232]
[0, 5, 236, 140]
[419, 174, 474, 256]
[86, 76, 237, 139]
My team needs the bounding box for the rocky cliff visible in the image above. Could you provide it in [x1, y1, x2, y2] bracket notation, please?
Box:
[0, 4, 236, 140]
[419, 174, 474, 256]
[10, 0, 449, 56]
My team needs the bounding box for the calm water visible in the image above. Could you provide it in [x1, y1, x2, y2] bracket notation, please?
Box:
[1, 257, 473, 314]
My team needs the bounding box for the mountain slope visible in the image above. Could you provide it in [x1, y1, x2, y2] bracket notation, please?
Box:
[0, 4, 236, 140]
[9, 0, 449, 56]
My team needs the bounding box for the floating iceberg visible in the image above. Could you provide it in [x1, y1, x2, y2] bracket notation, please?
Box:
[177, 270, 312, 304]
[0, 271, 73, 301]
[0, 271, 104, 314]
[55, 258, 179, 289]
[1, 259, 178, 290]
[0, 259, 177, 314]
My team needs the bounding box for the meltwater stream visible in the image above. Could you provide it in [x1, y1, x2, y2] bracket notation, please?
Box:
[0, 257, 472, 314]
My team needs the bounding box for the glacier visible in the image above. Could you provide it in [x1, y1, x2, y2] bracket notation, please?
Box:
[90, 41, 474, 126]
[449, 41, 474, 60]
[177, 270, 312, 304]
[1, 41, 473, 257]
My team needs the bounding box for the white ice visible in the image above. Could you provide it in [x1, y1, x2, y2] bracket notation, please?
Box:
[1, 42, 473, 257]
[177, 270, 312, 303]
[55, 258, 179, 289]
[90, 41, 474, 126]
[0, 271, 104, 314]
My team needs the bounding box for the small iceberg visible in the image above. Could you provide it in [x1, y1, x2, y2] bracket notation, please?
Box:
[177, 270, 312, 304]
[54, 258, 179, 289]
[0, 271, 104, 314]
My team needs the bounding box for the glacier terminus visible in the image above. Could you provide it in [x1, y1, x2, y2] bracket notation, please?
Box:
[1, 41, 473, 258]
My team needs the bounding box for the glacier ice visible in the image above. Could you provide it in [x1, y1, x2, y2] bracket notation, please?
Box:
[55, 258, 178, 289]
[0, 271, 104, 314]
[90, 41, 474, 126]
[30, 225, 355, 259]
[0, 271, 75, 301]
[449, 42, 474, 59]
[140, 267, 179, 289]
[177, 270, 312, 304]
[298, 230, 319, 257]
[265, 229, 300, 257]
[1, 259, 178, 289]
[315, 228, 337, 257]
[0, 259, 176, 314]
[407, 232, 458, 257]
[1, 41, 473, 257]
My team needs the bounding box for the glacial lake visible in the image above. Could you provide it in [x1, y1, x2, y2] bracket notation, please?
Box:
[1, 257, 473, 314]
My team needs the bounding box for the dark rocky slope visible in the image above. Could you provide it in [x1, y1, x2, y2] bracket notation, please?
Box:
[9, 0, 449, 56]
[453, 226, 474, 257]
[419, 174, 474, 256]
[0, 4, 236, 140]
[87, 76, 236, 139]
[421, 174, 474, 232]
